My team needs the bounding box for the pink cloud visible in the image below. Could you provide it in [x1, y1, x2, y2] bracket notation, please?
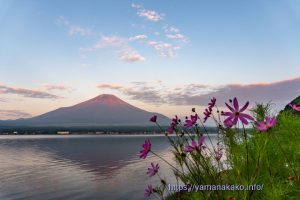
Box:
[0, 85, 59, 99]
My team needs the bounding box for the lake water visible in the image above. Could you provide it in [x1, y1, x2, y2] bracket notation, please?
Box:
[0, 135, 218, 200]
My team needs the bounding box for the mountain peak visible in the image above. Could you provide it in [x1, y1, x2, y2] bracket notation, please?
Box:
[96, 94, 118, 98]
[81, 94, 127, 107]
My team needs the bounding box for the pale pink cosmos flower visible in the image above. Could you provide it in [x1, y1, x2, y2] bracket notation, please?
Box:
[256, 116, 277, 132]
[147, 162, 159, 177]
[144, 184, 154, 197]
[289, 103, 300, 112]
[184, 136, 205, 153]
[215, 149, 223, 161]
[222, 97, 254, 127]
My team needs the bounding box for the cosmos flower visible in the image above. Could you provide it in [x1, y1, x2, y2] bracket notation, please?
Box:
[256, 116, 277, 132]
[289, 103, 300, 112]
[203, 107, 212, 123]
[168, 115, 179, 134]
[215, 149, 223, 161]
[203, 97, 216, 123]
[147, 162, 159, 177]
[184, 136, 205, 153]
[184, 114, 198, 128]
[144, 184, 154, 197]
[222, 97, 254, 127]
[139, 139, 151, 159]
[149, 115, 157, 123]
[208, 97, 216, 108]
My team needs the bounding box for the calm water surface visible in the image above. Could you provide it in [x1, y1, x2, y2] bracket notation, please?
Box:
[0, 135, 218, 200]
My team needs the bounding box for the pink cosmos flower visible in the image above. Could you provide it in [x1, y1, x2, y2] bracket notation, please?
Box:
[168, 115, 179, 134]
[149, 115, 157, 123]
[289, 103, 300, 112]
[215, 149, 223, 161]
[144, 184, 154, 197]
[208, 97, 216, 108]
[147, 162, 159, 177]
[203, 97, 217, 123]
[184, 114, 198, 128]
[203, 107, 212, 123]
[184, 136, 205, 153]
[224, 118, 233, 128]
[222, 97, 254, 127]
[256, 116, 277, 132]
[139, 139, 151, 159]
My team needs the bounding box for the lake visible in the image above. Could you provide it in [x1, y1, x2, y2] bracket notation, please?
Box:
[0, 135, 218, 200]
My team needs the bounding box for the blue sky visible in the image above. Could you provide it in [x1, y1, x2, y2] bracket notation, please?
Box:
[0, 0, 300, 119]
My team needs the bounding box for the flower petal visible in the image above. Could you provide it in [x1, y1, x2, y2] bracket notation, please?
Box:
[225, 103, 235, 112]
[239, 113, 254, 121]
[232, 116, 238, 125]
[233, 97, 239, 110]
[239, 101, 249, 112]
[239, 116, 249, 125]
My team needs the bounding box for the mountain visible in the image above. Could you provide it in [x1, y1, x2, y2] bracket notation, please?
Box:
[1, 94, 170, 126]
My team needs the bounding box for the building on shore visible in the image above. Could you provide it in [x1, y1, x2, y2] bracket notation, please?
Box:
[57, 131, 70, 135]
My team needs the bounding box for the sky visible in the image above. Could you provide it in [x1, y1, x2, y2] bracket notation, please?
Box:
[0, 0, 300, 120]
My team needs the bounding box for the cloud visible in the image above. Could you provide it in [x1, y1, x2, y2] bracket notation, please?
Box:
[94, 36, 124, 48]
[97, 83, 123, 90]
[131, 3, 141, 9]
[0, 85, 60, 99]
[57, 16, 92, 36]
[138, 10, 163, 21]
[43, 84, 74, 92]
[0, 110, 32, 119]
[96, 77, 300, 110]
[166, 33, 187, 42]
[148, 40, 177, 58]
[132, 4, 164, 21]
[84, 35, 145, 62]
[164, 26, 180, 33]
[97, 81, 166, 104]
[164, 26, 188, 42]
[144, 26, 187, 58]
[129, 34, 148, 41]
[119, 51, 145, 62]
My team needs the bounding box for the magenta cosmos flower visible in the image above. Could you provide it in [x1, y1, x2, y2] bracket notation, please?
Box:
[184, 136, 205, 153]
[168, 115, 179, 134]
[204, 97, 216, 122]
[184, 114, 198, 128]
[147, 162, 159, 177]
[256, 116, 277, 132]
[203, 107, 212, 123]
[289, 104, 300, 112]
[149, 115, 157, 123]
[222, 97, 254, 127]
[139, 139, 151, 159]
[144, 184, 154, 197]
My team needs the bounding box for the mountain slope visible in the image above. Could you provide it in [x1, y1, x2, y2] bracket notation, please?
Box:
[3, 94, 170, 126]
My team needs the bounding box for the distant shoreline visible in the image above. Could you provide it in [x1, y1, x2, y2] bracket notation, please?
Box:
[0, 126, 219, 135]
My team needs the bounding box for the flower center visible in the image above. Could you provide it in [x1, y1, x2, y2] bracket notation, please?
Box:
[235, 111, 240, 116]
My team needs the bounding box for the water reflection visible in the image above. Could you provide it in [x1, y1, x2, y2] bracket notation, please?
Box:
[0, 135, 218, 200]
[0, 135, 175, 200]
